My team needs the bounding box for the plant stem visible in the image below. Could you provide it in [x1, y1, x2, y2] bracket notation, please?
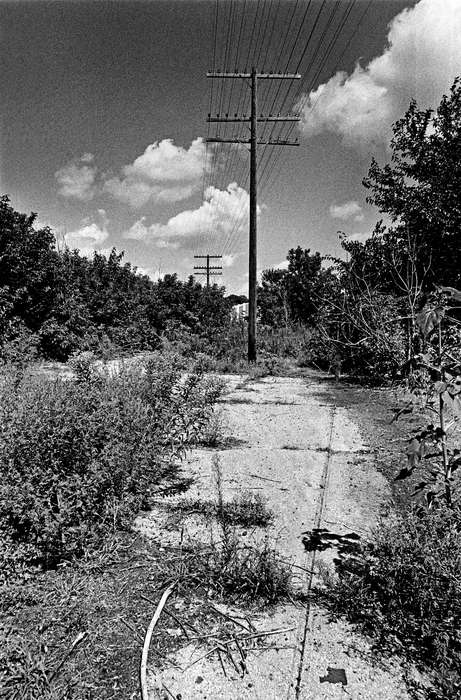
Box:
[438, 323, 451, 506]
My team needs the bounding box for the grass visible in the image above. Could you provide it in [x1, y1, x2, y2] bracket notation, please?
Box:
[319, 504, 461, 699]
[170, 490, 274, 529]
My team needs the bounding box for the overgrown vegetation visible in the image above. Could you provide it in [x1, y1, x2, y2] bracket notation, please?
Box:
[323, 506, 461, 699]
[314, 287, 461, 698]
[0, 352, 223, 568]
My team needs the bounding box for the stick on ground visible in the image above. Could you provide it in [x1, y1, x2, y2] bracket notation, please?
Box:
[140, 582, 176, 700]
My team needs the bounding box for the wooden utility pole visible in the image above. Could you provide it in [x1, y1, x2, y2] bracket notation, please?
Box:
[206, 68, 300, 362]
[193, 254, 222, 288]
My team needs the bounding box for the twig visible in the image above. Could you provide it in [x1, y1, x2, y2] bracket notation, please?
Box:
[140, 594, 193, 638]
[209, 604, 251, 632]
[182, 645, 219, 671]
[140, 582, 176, 700]
[48, 631, 88, 682]
[161, 682, 177, 699]
[120, 616, 143, 641]
[249, 473, 281, 483]
[217, 647, 227, 677]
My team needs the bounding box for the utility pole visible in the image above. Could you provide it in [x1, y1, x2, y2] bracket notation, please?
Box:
[193, 254, 223, 288]
[206, 68, 300, 362]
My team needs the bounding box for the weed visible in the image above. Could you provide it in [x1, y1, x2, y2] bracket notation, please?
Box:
[196, 407, 227, 447]
[322, 505, 461, 698]
[222, 491, 274, 528]
[171, 491, 274, 529]
[0, 353, 224, 568]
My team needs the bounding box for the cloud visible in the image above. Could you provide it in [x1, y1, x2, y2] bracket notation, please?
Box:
[345, 231, 371, 244]
[221, 254, 239, 268]
[65, 210, 110, 257]
[298, 0, 461, 146]
[55, 154, 97, 200]
[104, 138, 207, 208]
[330, 200, 364, 222]
[124, 182, 251, 249]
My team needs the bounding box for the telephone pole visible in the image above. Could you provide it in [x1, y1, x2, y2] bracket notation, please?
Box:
[193, 254, 222, 288]
[206, 68, 300, 362]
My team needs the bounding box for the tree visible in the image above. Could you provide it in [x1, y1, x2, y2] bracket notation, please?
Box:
[0, 195, 59, 336]
[258, 268, 290, 327]
[363, 77, 461, 288]
[285, 247, 333, 325]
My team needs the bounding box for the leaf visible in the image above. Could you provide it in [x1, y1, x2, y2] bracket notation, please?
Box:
[439, 286, 461, 302]
[411, 481, 428, 496]
[416, 306, 445, 337]
[434, 381, 447, 394]
[447, 376, 461, 396]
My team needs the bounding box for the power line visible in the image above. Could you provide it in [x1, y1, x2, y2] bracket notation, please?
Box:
[207, 68, 300, 362]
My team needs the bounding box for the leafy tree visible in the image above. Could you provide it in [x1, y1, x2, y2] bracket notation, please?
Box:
[258, 268, 290, 327]
[0, 195, 59, 336]
[363, 77, 461, 288]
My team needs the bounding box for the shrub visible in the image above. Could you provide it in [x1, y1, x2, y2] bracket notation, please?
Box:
[324, 505, 461, 697]
[0, 354, 223, 567]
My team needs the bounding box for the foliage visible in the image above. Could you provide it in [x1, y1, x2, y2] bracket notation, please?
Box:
[0, 195, 234, 362]
[0, 354, 223, 567]
[363, 78, 461, 289]
[324, 505, 461, 699]
[394, 289, 461, 506]
[258, 247, 336, 328]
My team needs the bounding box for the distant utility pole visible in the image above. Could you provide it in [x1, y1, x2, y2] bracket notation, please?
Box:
[193, 254, 223, 288]
[206, 68, 300, 362]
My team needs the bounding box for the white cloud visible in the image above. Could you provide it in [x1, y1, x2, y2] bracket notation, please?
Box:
[55, 154, 97, 200]
[104, 138, 208, 208]
[65, 210, 110, 257]
[298, 0, 461, 146]
[330, 200, 364, 222]
[345, 231, 371, 244]
[275, 259, 289, 270]
[135, 266, 164, 281]
[124, 182, 252, 249]
[222, 254, 237, 268]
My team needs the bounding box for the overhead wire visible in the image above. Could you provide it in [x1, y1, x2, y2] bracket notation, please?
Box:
[223, 0, 360, 258]
[259, 0, 368, 202]
[258, 0, 357, 198]
[205, 0, 372, 268]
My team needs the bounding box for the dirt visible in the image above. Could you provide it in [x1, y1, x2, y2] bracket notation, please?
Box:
[136, 369, 413, 699]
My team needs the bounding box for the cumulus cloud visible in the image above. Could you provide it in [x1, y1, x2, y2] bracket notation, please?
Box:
[55, 154, 97, 200]
[123, 182, 252, 249]
[104, 138, 208, 208]
[298, 0, 461, 146]
[65, 210, 110, 257]
[330, 200, 364, 222]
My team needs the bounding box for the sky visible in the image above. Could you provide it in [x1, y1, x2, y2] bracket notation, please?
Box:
[1, 0, 460, 294]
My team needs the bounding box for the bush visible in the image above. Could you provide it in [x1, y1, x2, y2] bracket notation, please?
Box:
[324, 505, 461, 697]
[0, 354, 223, 568]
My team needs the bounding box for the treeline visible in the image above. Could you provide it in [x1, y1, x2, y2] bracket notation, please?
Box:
[0, 196, 233, 361]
